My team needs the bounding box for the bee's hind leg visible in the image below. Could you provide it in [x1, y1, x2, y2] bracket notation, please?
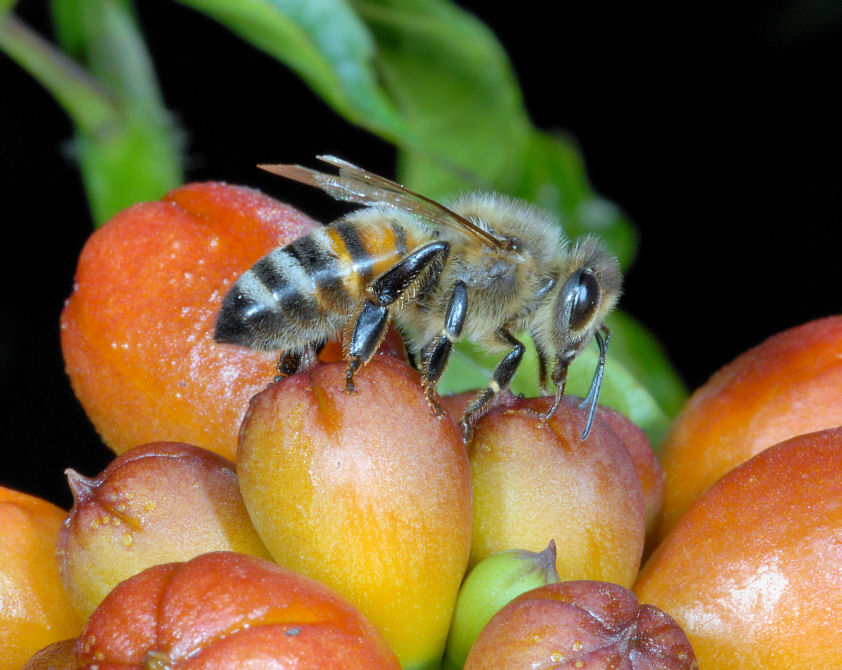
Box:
[460, 330, 525, 439]
[274, 340, 326, 382]
[419, 281, 468, 415]
[344, 241, 450, 394]
[344, 300, 389, 393]
[275, 351, 302, 381]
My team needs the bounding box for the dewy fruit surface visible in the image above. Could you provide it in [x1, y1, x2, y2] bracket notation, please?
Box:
[70, 551, 401, 668]
[61, 182, 318, 461]
[635, 427, 842, 669]
[464, 580, 698, 669]
[657, 315, 842, 537]
[57, 441, 271, 615]
[467, 395, 646, 588]
[237, 355, 472, 669]
[0, 486, 85, 669]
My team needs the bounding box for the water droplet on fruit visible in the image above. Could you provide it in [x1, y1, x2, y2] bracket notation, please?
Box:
[123, 532, 133, 547]
[572, 640, 583, 651]
[550, 651, 564, 662]
[145, 650, 174, 669]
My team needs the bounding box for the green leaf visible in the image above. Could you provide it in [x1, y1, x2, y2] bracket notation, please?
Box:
[172, 0, 413, 143]
[178, 0, 634, 262]
[354, 1, 635, 266]
[354, 0, 531, 193]
[0, 12, 115, 134]
[70, 116, 181, 224]
[516, 130, 638, 269]
[347, 2, 675, 432]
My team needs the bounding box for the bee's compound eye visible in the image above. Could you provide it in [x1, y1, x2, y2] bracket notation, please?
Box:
[569, 271, 599, 331]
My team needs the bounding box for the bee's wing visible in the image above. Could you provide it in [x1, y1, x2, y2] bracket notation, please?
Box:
[258, 156, 510, 251]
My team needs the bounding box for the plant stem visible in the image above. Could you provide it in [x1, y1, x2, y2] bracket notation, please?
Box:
[0, 12, 117, 133]
[1, 5, 184, 225]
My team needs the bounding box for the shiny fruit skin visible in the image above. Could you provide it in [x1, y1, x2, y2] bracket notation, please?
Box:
[468, 395, 646, 588]
[237, 355, 472, 669]
[60, 182, 318, 461]
[464, 580, 698, 669]
[0, 487, 84, 670]
[658, 315, 842, 537]
[56, 441, 271, 615]
[635, 427, 842, 669]
[595, 403, 665, 554]
[68, 551, 400, 668]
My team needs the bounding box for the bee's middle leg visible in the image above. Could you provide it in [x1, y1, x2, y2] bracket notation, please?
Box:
[419, 280, 468, 415]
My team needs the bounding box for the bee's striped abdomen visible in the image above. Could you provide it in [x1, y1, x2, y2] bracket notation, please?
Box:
[328, 218, 411, 293]
[214, 214, 419, 352]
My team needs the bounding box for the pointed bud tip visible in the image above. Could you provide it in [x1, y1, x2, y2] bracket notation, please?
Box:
[65, 468, 97, 505]
[537, 539, 557, 568]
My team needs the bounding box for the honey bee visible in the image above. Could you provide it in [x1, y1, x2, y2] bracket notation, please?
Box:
[215, 156, 621, 438]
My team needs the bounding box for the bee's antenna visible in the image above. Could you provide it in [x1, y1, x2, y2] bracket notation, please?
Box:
[578, 326, 610, 439]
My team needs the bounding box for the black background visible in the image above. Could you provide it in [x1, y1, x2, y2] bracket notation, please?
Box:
[2, 1, 841, 509]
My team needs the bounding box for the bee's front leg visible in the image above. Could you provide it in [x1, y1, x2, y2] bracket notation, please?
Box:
[419, 281, 468, 415]
[460, 330, 525, 439]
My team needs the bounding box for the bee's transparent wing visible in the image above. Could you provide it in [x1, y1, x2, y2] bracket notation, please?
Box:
[258, 156, 509, 251]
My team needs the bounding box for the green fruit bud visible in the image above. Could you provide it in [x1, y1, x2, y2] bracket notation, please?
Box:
[443, 540, 560, 669]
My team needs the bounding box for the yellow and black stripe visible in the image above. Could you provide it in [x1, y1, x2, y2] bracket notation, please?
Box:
[214, 216, 424, 352]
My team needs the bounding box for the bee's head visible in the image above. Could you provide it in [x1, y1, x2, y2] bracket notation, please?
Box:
[537, 237, 621, 437]
[550, 237, 621, 381]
